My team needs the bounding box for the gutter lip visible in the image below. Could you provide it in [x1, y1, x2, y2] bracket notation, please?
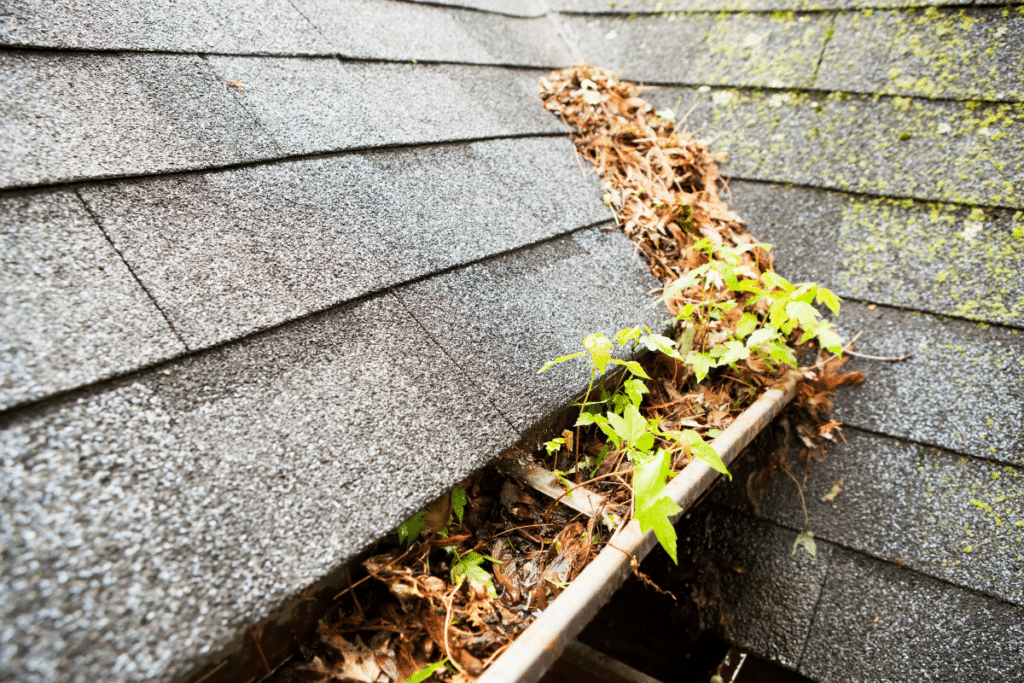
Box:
[478, 371, 800, 683]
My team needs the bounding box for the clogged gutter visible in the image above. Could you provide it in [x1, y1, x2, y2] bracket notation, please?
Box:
[283, 66, 863, 683]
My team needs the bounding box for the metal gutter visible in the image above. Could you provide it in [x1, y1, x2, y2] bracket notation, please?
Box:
[478, 371, 800, 683]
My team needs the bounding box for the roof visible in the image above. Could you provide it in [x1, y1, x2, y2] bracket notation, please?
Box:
[2, 1, 1022, 682]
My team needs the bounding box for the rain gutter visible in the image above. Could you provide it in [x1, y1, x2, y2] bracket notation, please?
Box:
[479, 371, 800, 683]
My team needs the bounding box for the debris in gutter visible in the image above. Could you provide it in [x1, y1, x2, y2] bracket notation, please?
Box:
[281, 65, 865, 683]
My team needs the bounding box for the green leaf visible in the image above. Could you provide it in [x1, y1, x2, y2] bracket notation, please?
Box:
[762, 271, 795, 293]
[451, 486, 468, 525]
[655, 274, 699, 304]
[768, 298, 789, 330]
[816, 325, 844, 355]
[638, 496, 683, 563]
[685, 352, 715, 382]
[538, 351, 584, 373]
[633, 449, 671, 506]
[609, 359, 651, 379]
[641, 333, 681, 359]
[635, 431, 655, 452]
[405, 660, 447, 683]
[735, 313, 758, 340]
[614, 326, 646, 347]
[791, 284, 816, 304]
[815, 287, 842, 315]
[623, 377, 649, 407]
[785, 301, 821, 329]
[574, 412, 596, 427]
[792, 530, 817, 558]
[683, 430, 731, 479]
[397, 511, 426, 547]
[584, 334, 614, 374]
[451, 552, 498, 598]
[710, 340, 749, 365]
[617, 404, 649, 446]
[746, 327, 776, 348]
[768, 339, 798, 368]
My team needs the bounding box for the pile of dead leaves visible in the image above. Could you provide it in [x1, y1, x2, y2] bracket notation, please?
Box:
[292, 471, 605, 683]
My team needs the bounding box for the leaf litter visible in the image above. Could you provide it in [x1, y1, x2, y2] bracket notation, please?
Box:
[286, 65, 864, 683]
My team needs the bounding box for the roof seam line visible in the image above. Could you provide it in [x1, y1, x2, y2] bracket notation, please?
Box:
[72, 188, 191, 351]
[0, 131, 569, 197]
[796, 543, 833, 671]
[838, 295, 1024, 332]
[725, 175, 1024, 213]
[840, 423, 1019, 470]
[389, 287, 519, 434]
[281, 0, 333, 46]
[810, 13, 836, 87]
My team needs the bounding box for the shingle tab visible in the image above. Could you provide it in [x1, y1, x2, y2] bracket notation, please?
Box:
[0, 292, 515, 683]
[395, 227, 663, 432]
[291, 0, 571, 65]
[562, 12, 830, 88]
[674, 505, 833, 669]
[78, 137, 605, 349]
[833, 303, 1024, 466]
[818, 7, 1024, 101]
[645, 86, 1024, 209]
[0, 0, 331, 54]
[0, 52, 274, 189]
[713, 429, 1024, 605]
[730, 181, 1024, 328]
[204, 58, 566, 156]
[799, 548, 1024, 682]
[0, 189, 185, 410]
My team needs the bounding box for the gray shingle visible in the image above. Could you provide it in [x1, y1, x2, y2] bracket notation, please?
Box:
[0, 0, 331, 54]
[675, 505, 833, 668]
[0, 52, 274, 189]
[730, 180, 1024, 328]
[395, 227, 663, 432]
[0, 189, 185, 411]
[291, 0, 571, 65]
[818, 7, 1024, 101]
[832, 303, 1024, 465]
[562, 12, 830, 88]
[0, 292, 515, 683]
[799, 548, 1024, 682]
[204, 58, 565, 156]
[550, 0, 969, 10]
[645, 86, 1024, 209]
[78, 137, 605, 349]
[714, 429, 1024, 605]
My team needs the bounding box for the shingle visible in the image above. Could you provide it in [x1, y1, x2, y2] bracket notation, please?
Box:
[78, 137, 606, 349]
[0, 0, 331, 54]
[799, 548, 1024, 682]
[291, 0, 571, 65]
[0, 292, 515, 683]
[550, 0, 969, 10]
[0, 189, 185, 411]
[0, 52, 274, 189]
[204, 58, 566, 155]
[832, 303, 1024, 465]
[674, 505, 833, 668]
[818, 7, 1024, 101]
[730, 180, 1024, 328]
[395, 227, 663, 432]
[562, 12, 830, 88]
[713, 429, 1024, 605]
[404, 0, 545, 16]
[644, 86, 1024, 209]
